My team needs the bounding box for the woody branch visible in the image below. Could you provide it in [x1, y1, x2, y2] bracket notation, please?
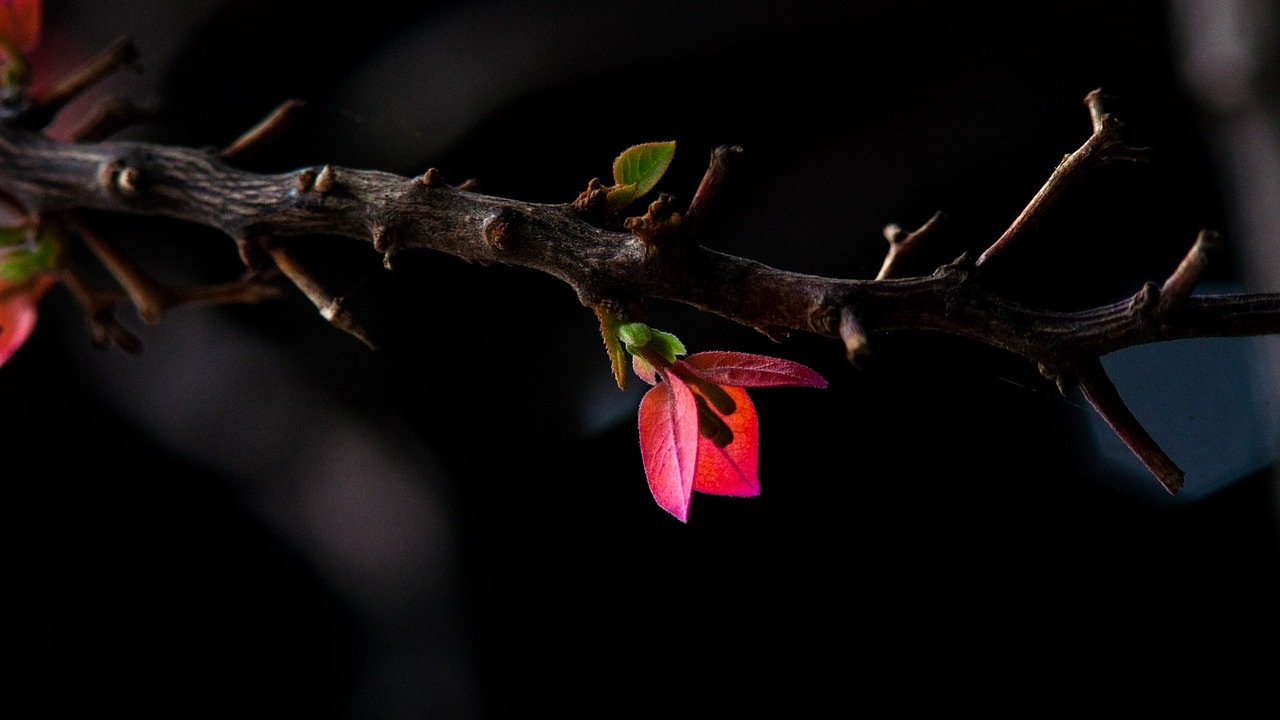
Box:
[0, 40, 1274, 493]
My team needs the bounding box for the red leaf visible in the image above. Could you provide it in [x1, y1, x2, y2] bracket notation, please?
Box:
[684, 351, 827, 389]
[692, 385, 759, 497]
[632, 353, 658, 385]
[0, 275, 50, 368]
[0, 0, 41, 53]
[637, 372, 699, 522]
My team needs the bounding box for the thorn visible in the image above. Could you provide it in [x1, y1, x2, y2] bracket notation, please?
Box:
[294, 168, 316, 194]
[96, 159, 121, 191]
[117, 166, 142, 195]
[313, 164, 335, 194]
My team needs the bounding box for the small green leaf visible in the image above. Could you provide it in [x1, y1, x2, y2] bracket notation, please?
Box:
[646, 329, 685, 364]
[617, 322, 652, 349]
[606, 141, 676, 212]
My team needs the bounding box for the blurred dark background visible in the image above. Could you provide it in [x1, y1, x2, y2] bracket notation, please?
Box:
[3, 1, 1279, 716]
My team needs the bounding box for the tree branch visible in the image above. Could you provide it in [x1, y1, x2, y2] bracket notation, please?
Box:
[1, 87, 1275, 495]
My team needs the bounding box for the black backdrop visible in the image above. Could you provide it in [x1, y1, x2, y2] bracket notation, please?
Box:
[4, 1, 1279, 716]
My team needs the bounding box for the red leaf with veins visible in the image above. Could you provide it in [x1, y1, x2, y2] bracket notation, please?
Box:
[637, 370, 699, 522]
[684, 351, 828, 388]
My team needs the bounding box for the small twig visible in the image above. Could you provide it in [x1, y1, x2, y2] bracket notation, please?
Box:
[21, 36, 139, 130]
[839, 306, 870, 367]
[57, 265, 142, 353]
[681, 145, 742, 238]
[221, 99, 307, 162]
[68, 214, 285, 322]
[70, 97, 157, 143]
[1075, 357, 1184, 494]
[70, 214, 168, 322]
[1155, 229, 1221, 321]
[975, 89, 1152, 269]
[876, 211, 947, 280]
[267, 244, 378, 349]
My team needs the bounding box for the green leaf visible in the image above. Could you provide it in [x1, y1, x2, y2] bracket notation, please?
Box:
[0, 221, 60, 284]
[617, 322, 652, 349]
[646, 329, 685, 364]
[606, 141, 676, 212]
[594, 304, 629, 390]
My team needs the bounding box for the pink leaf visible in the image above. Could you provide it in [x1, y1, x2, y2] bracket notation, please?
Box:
[0, 279, 44, 368]
[692, 385, 759, 497]
[637, 372, 699, 522]
[632, 353, 658, 385]
[684, 351, 827, 389]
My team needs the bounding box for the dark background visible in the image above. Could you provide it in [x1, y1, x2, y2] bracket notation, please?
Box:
[3, 1, 1278, 716]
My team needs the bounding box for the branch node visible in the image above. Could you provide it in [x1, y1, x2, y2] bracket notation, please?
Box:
[415, 168, 443, 187]
[1155, 229, 1221, 321]
[838, 307, 870, 367]
[1128, 281, 1161, 326]
[624, 193, 682, 248]
[371, 224, 397, 269]
[571, 177, 609, 223]
[96, 158, 143, 196]
[1037, 362, 1073, 396]
[483, 208, 522, 251]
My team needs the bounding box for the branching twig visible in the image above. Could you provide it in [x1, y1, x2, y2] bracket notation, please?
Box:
[66, 213, 284, 323]
[877, 211, 947, 280]
[1156, 229, 1221, 321]
[975, 89, 1153, 269]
